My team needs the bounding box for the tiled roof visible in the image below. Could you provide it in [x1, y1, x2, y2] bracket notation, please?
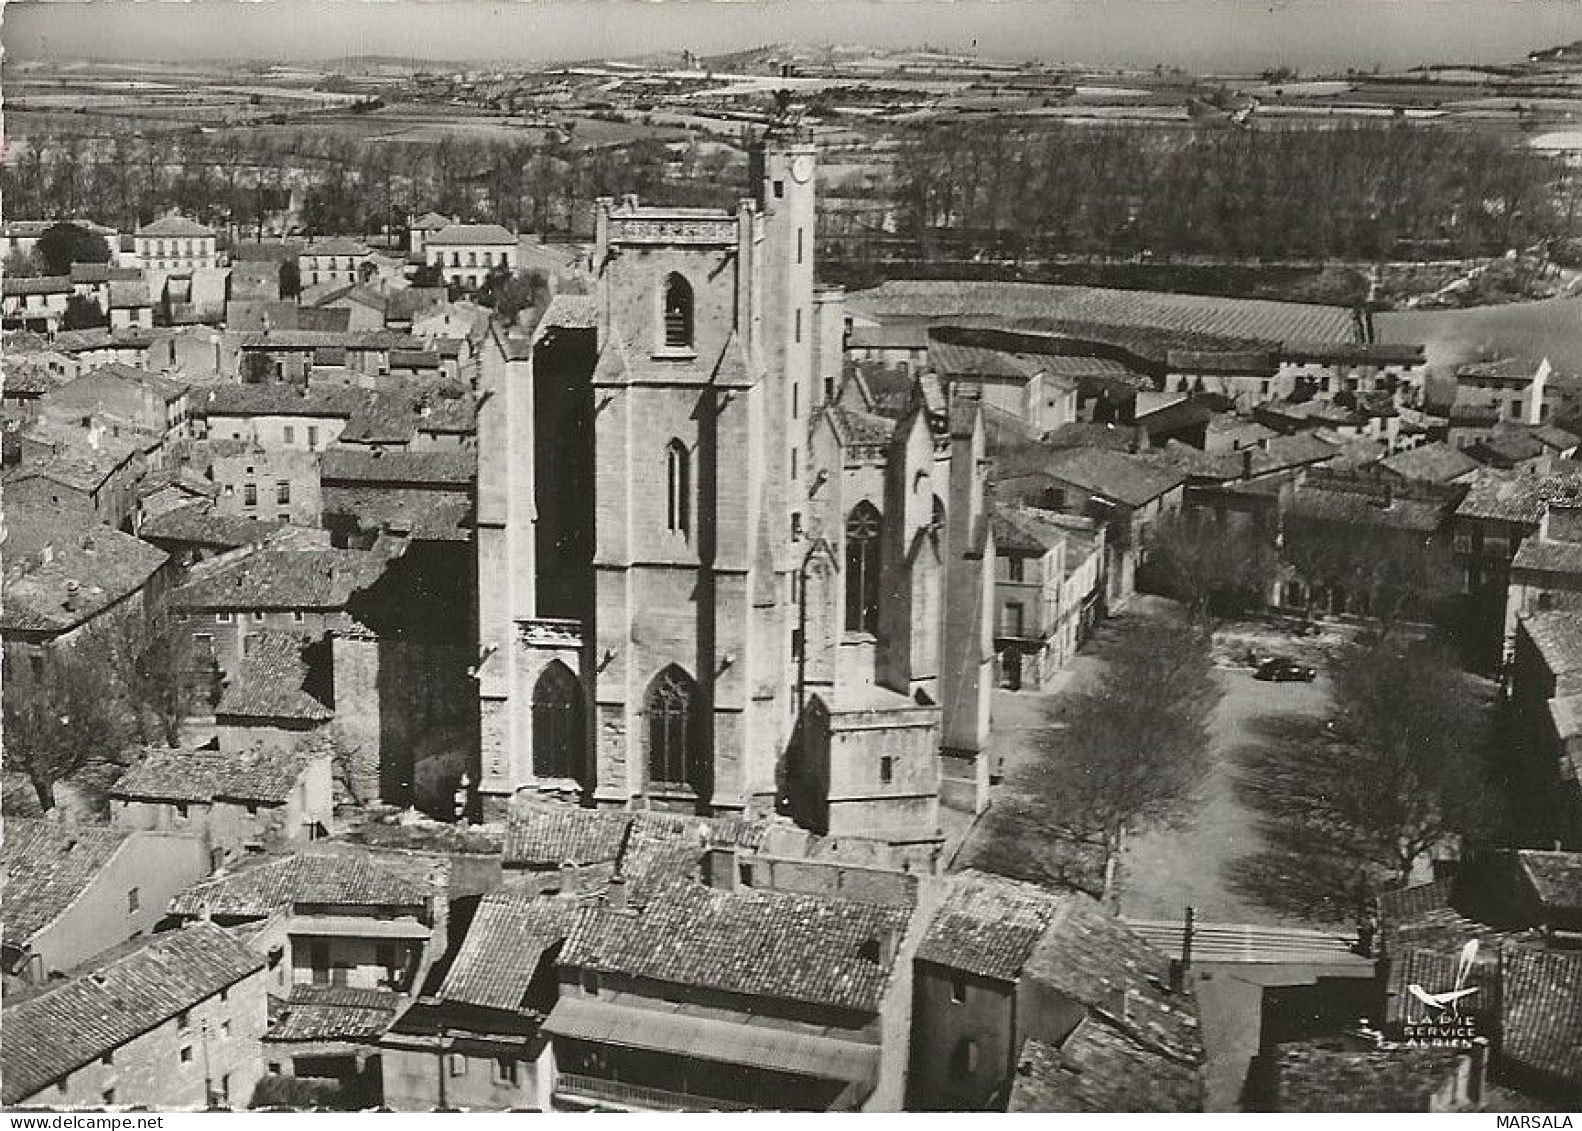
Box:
[169, 850, 432, 919]
[3, 276, 71, 296]
[826, 404, 896, 449]
[917, 870, 1065, 982]
[0, 517, 168, 635]
[929, 341, 1036, 382]
[560, 881, 911, 1013]
[1529, 423, 1581, 452]
[201, 383, 365, 419]
[322, 488, 471, 541]
[537, 294, 599, 333]
[1519, 611, 1582, 676]
[1, 923, 264, 1104]
[320, 447, 475, 486]
[1011, 1019, 1202, 1113]
[991, 506, 1075, 556]
[170, 547, 387, 612]
[229, 240, 306, 263]
[1470, 432, 1547, 465]
[385, 287, 448, 322]
[1281, 341, 1425, 366]
[1380, 442, 1480, 484]
[504, 806, 632, 870]
[1266, 1040, 1474, 1112]
[215, 633, 333, 723]
[1516, 850, 1582, 914]
[1023, 895, 1201, 1064]
[1454, 468, 1582, 525]
[52, 327, 160, 353]
[1, 819, 128, 947]
[1513, 536, 1582, 575]
[1043, 447, 1188, 507]
[303, 237, 372, 257]
[1499, 945, 1582, 1086]
[437, 890, 582, 1011]
[1288, 483, 1449, 534]
[1166, 347, 1277, 374]
[111, 744, 314, 804]
[1378, 878, 1455, 924]
[848, 281, 1355, 346]
[231, 329, 422, 351]
[107, 279, 151, 309]
[140, 502, 283, 549]
[265, 985, 400, 1044]
[425, 223, 517, 246]
[136, 215, 214, 238]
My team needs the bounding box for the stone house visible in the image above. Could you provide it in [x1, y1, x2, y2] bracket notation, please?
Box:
[1, 923, 268, 1110]
[299, 238, 373, 290]
[108, 742, 335, 865]
[134, 215, 218, 275]
[910, 870, 1203, 1112]
[0, 818, 211, 984]
[423, 224, 519, 292]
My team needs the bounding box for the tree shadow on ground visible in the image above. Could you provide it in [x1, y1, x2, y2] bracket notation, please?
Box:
[1222, 712, 1375, 923]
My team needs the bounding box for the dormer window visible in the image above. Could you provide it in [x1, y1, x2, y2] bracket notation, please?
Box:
[662, 273, 693, 350]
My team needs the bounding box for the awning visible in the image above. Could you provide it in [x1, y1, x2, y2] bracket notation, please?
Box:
[289, 916, 432, 940]
[543, 997, 879, 1085]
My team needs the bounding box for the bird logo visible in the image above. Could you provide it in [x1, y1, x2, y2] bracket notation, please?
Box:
[1406, 940, 1480, 1018]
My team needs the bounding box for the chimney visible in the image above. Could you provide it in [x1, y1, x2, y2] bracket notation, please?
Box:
[702, 846, 738, 891]
[1108, 986, 1133, 1023]
[40, 544, 54, 566]
[63, 579, 81, 612]
[1241, 448, 1253, 480]
[605, 875, 628, 910]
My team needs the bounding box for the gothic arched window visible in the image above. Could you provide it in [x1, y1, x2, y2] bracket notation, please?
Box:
[845, 501, 882, 633]
[663, 273, 693, 349]
[646, 665, 704, 790]
[531, 660, 585, 783]
[666, 439, 691, 536]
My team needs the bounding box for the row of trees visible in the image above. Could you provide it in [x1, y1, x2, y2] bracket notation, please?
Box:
[893, 120, 1578, 262]
[973, 614, 1224, 887]
[1142, 509, 1461, 641]
[3, 614, 196, 813]
[1232, 639, 1500, 919]
[1, 128, 741, 241]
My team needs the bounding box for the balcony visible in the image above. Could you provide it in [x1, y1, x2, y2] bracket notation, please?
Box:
[555, 1074, 755, 1113]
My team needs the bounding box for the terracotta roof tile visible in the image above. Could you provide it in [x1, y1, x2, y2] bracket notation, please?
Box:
[169, 850, 433, 919]
[437, 890, 582, 1010]
[170, 547, 387, 612]
[2, 922, 264, 1104]
[1, 820, 128, 947]
[265, 984, 400, 1044]
[560, 881, 911, 1013]
[111, 744, 315, 805]
[1500, 945, 1582, 1087]
[917, 870, 1065, 982]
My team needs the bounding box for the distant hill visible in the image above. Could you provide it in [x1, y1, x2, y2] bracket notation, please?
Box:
[1529, 40, 1582, 64]
[310, 55, 446, 74]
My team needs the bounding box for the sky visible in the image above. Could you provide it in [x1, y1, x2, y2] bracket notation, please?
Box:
[4, 0, 1582, 72]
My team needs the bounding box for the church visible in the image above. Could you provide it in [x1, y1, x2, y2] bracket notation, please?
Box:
[473, 122, 995, 848]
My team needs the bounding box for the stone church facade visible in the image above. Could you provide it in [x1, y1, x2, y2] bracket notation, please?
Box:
[474, 125, 993, 845]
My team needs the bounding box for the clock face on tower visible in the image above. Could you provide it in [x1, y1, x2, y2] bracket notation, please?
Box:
[790, 154, 814, 184]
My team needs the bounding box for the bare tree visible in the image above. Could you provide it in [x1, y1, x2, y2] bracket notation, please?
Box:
[3, 647, 135, 811]
[990, 616, 1223, 868]
[104, 611, 196, 748]
[1234, 639, 1499, 915]
[1143, 510, 1277, 624]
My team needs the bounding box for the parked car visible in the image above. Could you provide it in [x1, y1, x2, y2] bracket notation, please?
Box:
[1255, 657, 1317, 682]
